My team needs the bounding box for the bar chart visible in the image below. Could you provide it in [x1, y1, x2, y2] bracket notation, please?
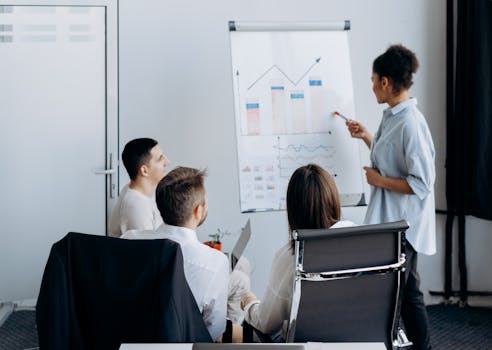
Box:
[230, 29, 365, 211]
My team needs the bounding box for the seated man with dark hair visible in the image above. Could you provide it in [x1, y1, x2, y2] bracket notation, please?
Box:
[109, 138, 170, 237]
[122, 167, 229, 341]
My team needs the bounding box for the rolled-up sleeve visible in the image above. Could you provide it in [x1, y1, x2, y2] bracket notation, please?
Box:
[243, 245, 293, 335]
[404, 121, 436, 200]
[243, 279, 291, 334]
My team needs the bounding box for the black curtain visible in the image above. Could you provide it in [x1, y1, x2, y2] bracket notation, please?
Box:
[450, 0, 492, 220]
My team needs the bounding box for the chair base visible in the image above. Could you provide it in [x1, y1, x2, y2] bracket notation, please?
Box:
[393, 328, 413, 349]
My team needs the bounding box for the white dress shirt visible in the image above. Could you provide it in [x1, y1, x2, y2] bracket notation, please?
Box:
[365, 98, 436, 255]
[243, 220, 355, 339]
[122, 224, 229, 341]
[108, 183, 163, 237]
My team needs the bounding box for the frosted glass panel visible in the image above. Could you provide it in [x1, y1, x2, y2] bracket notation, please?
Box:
[0, 6, 106, 301]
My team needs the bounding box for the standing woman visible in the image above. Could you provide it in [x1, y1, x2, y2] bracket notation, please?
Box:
[346, 45, 435, 350]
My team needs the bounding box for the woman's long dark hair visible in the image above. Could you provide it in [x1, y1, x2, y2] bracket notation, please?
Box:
[286, 164, 341, 250]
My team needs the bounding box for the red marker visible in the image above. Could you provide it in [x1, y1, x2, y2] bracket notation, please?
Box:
[333, 111, 350, 122]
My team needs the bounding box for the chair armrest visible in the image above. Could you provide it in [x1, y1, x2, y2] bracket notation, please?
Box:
[222, 319, 233, 343]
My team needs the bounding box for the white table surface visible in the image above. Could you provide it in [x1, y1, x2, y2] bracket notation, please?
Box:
[120, 343, 386, 350]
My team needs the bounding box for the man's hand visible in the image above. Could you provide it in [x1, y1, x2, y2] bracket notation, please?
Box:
[240, 291, 258, 310]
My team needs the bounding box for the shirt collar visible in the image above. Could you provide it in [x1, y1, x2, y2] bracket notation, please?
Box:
[127, 186, 154, 200]
[384, 97, 417, 116]
[155, 223, 199, 244]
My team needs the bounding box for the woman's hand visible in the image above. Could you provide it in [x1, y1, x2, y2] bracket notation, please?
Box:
[363, 166, 415, 194]
[346, 120, 367, 138]
[240, 291, 258, 310]
[346, 120, 373, 148]
[363, 166, 382, 187]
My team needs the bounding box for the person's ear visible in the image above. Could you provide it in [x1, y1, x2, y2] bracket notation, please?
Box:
[381, 76, 395, 93]
[139, 164, 149, 177]
[193, 203, 202, 220]
[380, 76, 389, 89]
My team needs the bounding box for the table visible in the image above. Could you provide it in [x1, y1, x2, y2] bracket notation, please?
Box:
[120, 343, 386, 350]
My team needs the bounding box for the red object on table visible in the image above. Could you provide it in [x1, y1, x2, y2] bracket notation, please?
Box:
[203, 241, 222, 251]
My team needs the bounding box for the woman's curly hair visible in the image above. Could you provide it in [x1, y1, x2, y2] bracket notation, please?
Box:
[373, 44, 419, 93]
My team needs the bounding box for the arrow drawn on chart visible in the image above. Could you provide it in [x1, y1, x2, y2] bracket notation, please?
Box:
[247, 57, 322, 91]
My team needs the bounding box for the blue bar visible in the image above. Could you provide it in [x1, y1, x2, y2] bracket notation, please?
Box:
[290, 93, 304, 99]
[246, 103, 260, 109]
[271, 86, 284, 90]
[309, 80, 322, 86]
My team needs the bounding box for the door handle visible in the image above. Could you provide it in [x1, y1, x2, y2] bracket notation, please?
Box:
[93, 168, 116, 175]
[93, 153, 117, 198]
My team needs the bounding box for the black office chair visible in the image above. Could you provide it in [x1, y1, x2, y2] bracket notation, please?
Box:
[36, 232, 212, 350]
[243, 221, 411, 349]
[286, 220, 410, 349]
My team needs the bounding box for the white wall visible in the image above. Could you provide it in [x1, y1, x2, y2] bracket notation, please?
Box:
[118, 0, 492, 301]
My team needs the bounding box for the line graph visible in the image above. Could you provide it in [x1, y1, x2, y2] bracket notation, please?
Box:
[247, 57, 321, 90]
[274, 136, 337, 178]
[230, 29, 364, 211]
[273, 140, 335, 153]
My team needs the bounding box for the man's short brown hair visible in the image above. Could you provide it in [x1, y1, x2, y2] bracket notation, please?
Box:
[156, 167, 207, 227]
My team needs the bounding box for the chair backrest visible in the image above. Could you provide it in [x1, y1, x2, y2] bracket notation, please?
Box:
[36, 232, 212, 350]
[286, 221, 408, 348]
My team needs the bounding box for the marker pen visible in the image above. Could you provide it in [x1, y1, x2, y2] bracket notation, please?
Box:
[333, 111, 350, 122]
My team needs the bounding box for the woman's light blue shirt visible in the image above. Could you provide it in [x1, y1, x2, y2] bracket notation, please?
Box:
[364, 98, 436, 255]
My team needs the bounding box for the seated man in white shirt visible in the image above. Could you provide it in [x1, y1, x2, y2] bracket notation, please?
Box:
[122, 167, 229, 341]
[108, 138, 170, 237]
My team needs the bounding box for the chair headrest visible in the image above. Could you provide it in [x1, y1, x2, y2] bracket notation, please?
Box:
[294, 220, 409, 242]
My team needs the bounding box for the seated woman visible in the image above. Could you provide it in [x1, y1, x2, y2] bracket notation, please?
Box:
[240, 163, 354, 341]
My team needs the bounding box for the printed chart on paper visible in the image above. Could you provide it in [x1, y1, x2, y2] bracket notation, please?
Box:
[230, 30, 365, 212]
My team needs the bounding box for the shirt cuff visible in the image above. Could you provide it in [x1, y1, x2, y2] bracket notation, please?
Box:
[406, 175, 431, 200]
[243, 300, 260, 320]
